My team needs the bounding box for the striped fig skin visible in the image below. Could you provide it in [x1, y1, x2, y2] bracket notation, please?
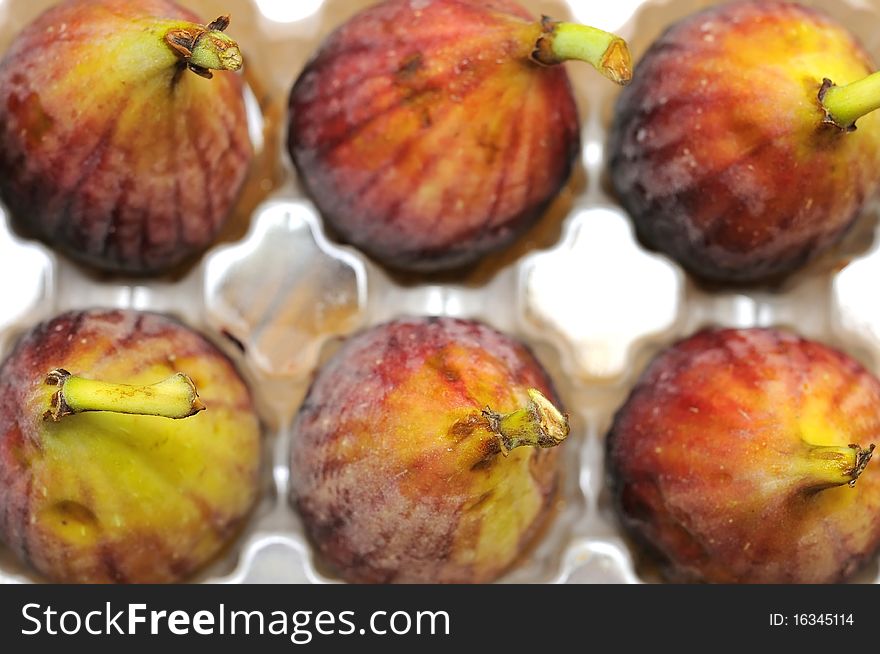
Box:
[0, 310, 261, 583]
[288, 0, 580, 272]
[607, 329, 880, 583]
[0, 0, 252, 275]
[290, 317, 563, 583]
[609, 1, 880, 284]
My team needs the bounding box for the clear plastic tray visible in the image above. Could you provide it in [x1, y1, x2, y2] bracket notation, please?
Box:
[1, 0, 879, 584]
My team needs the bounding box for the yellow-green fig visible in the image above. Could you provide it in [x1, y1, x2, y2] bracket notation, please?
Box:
[0, 309, 261, 583]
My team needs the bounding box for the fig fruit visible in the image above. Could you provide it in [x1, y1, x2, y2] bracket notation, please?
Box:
[607, 328, 880, 583]
[290, 317, 569, 583]
[0, 0, 252, 275]
[609, 1, 880, 284]
[0, 309, 262, 583]
[288, 0, 631, 272]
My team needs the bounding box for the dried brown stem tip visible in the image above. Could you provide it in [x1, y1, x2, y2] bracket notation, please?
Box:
[850, 443, 876, 487]
[165, 15, 243, 79]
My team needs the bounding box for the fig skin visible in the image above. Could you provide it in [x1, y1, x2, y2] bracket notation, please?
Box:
[290, 317, 564, 583]
[0, 309, 262, 583]
[607, 328, 880, 584]
[288, 0, 580, 272]
[609, 1, 880, 284]
[0, 0, 252, 275]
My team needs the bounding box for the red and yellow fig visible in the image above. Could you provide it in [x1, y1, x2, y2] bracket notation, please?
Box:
[609, 1, 880, 284]
[289, 0, 631, 272]
[0, 0, 252, 275]
[290, 317, 569, 583]
[607, 328, 880, 583]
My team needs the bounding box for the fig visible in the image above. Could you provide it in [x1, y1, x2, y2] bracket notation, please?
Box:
[288, 0, 631, 272]
[607, 328, 880, 583]
[0, 309, 262, 583]
[609, 1, 880, 284]
[290, 317, 569, 583]
[0, 0, 252, 275]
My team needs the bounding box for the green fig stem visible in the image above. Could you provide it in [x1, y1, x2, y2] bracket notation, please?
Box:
[43, 369, 206, 422]
[802, 443, 875, 491]
[164, 15, 243, 80]
[532, 17, 632, 86]
[482, 388, 570, 457]
[820, 73, 880, 131]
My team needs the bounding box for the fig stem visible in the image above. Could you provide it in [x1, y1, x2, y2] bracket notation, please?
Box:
[164, 15, 243, 79]
[43, 369, 206, 422]
[532, 18, 632, 86]
[820, 72, 880, 130]
[804, 443, 875, 490]
[482, 388, 569, 457]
